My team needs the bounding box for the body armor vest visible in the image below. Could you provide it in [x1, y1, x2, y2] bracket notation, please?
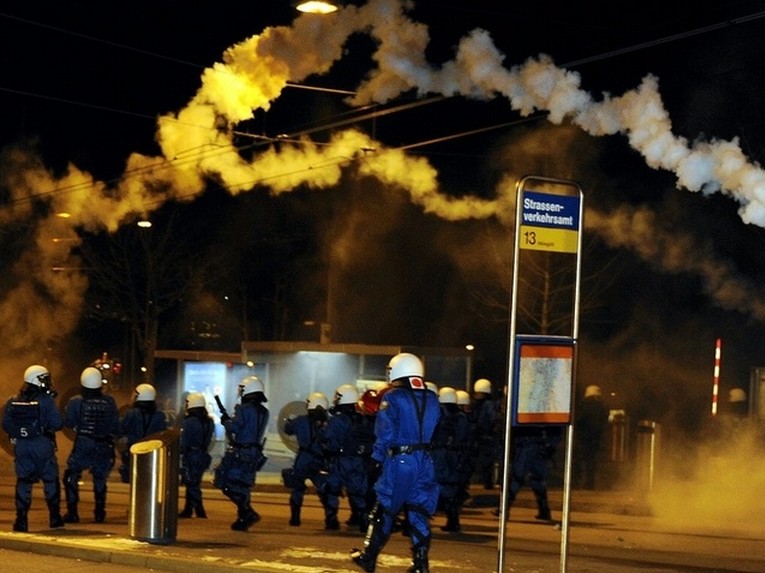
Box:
[79, 396, 114, 439]
[6, 400, 42, 439]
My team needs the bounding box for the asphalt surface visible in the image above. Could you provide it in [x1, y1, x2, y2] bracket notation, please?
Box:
[0, 472, 761, 573]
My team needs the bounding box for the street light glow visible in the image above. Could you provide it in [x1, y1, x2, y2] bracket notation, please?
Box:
[295, 1, 339, 14]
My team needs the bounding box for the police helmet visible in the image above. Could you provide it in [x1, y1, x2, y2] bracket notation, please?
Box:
[134, 383, 157, 402]
[455, 389, 470, 406]
[334, 384, 359, 406]
[387, 353, 424, 383]
[438, 386, 457, 404]
[186, 392, 206, 410]
[426, 381, 438, 394]
[24, 364, 51, 388]
[729, 388, 747, 403]
[239, 375, 264, 397]
[80, 367, 104, 389]
[473, 378, 492, 394]
[307, 391, 329, 411]
[584, 385, 602, 398]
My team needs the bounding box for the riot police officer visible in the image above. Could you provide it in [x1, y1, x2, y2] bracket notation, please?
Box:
[214, 375, 269, 531]
[471, 378, 499, 489]
[324, 383, 375, 531]
[351, 352, 441, 573]
[2, 364, 65, 532]
[454, 389, 474, 510]
[282, 391, 337, 527]
[432, 386, 471, 532]
[506, 425, 563, 521]
[62, 367, 120, 523]
[118, 383, 168, 482]
[179, 392, 215, 518]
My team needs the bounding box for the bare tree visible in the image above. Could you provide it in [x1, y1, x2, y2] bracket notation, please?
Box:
[472, 230, 625, 335]
[80, 209, 214, 386]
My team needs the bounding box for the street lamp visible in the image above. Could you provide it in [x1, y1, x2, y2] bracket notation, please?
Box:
[294, 1, 340, 14]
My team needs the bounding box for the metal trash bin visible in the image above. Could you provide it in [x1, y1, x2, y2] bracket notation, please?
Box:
[129, 427, 180, 544]
[635, 420, 659, 491]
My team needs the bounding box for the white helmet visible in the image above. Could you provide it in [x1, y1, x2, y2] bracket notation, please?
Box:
[134, 383, 157, 402]
[334, 384, 359, 406]
[307, 391, 329, 411]
[729, 388, 747, 403]
[239, 375, 264, 397]
[426, 381, 438, 394]
[438, 386, 457, 404]
[24, 364, 51, 388]
[80, 367, 104, 389]
[387, 353, 424, 382]
[584, 385, 602, 398]
[186, 392, 206, 410]
[455, 389, 470, 406]
[473, 378, 492, 394]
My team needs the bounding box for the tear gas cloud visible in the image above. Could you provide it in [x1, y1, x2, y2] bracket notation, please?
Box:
[1, 2, 764, 433]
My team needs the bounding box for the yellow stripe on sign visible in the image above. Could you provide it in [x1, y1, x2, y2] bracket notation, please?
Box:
[519, 225, 578, 253]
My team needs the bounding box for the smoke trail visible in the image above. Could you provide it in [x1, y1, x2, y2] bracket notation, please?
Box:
[586, 205, 765, 320]
[1, 0, 764, 372]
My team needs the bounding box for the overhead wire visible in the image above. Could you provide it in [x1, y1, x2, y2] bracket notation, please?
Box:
[2, 7, 765, 206]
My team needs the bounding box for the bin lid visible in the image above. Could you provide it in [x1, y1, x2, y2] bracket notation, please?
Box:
[130, 439, 164, 454]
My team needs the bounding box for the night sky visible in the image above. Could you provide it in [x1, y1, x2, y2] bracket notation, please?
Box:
[3, 0, 765, 435]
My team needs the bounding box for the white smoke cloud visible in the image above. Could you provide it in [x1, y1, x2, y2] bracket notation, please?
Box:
[1, 0, 764, 375]
[586, 205, 765, 321]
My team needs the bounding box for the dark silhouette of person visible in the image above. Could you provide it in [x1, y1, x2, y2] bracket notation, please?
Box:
[573, 385, 609, 490]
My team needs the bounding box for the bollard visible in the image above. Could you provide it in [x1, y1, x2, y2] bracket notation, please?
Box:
[634, 420, 659, 491]
[129, 428, 181, 544]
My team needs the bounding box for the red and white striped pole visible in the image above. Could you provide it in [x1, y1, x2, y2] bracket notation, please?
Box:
[711, 337, 722, 416]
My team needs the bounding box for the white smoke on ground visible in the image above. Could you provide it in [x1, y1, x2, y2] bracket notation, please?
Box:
[649, 420, 765, 535]
[2, 0, 765, 374]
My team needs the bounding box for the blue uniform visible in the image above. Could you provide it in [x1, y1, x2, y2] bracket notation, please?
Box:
[323, 406, 375, 530]
[215, 397, 269, 530]
[431, 403, 471, 531]
[371, 385, 441, 552]
[471, 394, 499, 488]
[283, 412, 337, 526]
[63, 388, 120, 522]
[118, 401, 168, 482]
[507, 425, 563, 520]
[179, 408, 215, 517]
[2, 385, 64, 530]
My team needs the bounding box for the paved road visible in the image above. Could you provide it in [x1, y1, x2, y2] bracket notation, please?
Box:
[0, 474, 760, 573]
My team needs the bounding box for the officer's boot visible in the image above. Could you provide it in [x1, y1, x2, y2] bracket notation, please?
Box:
[407, 539, 431, 573]
[228, 489, 260, 531]
[440, 499, 460, 532]
[62, 470, 80, 523]
[63, 503, 80, 523]
[351, 502, 388, 572]
[47, 500, 64, 529]
[44, 481, 64, 529]
[231, 503, 260, 531]
[178, 498, 194, 518]
[324, 501, 340, 530]
[535, 492, 552, 521]
[289, 500, 301, 526]
[13, 510, 28, 533]
[94, 488, 107, 523]
[346, 501, 367, 531]
[195, 501, 207, 518]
